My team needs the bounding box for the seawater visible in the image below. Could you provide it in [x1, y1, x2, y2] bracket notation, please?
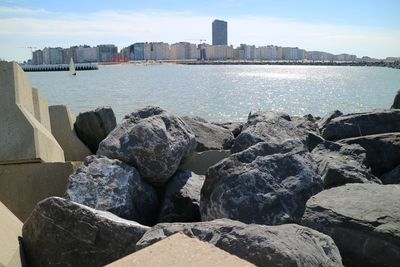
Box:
[28, 64, 400, 123]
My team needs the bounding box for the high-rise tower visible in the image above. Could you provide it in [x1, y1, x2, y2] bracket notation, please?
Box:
[212, 20, 228, 46]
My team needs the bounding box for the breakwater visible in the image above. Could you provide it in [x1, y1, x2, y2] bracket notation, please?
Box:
[20, 63, 98, 72]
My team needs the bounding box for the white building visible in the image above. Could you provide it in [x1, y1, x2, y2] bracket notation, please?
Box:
[170, 42, 198, 60]
[208, 45, 233, 60]
[150, 42, 170, 60]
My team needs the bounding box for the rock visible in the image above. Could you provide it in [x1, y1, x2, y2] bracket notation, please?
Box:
[64, 155, 158, 225]
[311, 141, 381, 188]
[247, 110, 291, 123]
[339, 133, 400, 176]
[179, 150, 231, 175]
[291, 114, 319, 132]
[158, 170, 205, 223]
[320, 109, 400, 141]
[74, 107, 117, 153]
[391, 89, 400, 109]
[182, 116, 234, 151]
[136, 219, 343, 267]
[302, 184, 400, 267]
[97, 106, 196, 186]
[380, 165, 400, 184]
[231, 111, 323, 154]
[317, 110, 343, 130]
[200, 142, 323, 225]
[213, 121, 244, 138]
[22, 197, 149, 267]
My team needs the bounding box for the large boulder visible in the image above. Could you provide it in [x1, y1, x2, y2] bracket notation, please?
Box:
[302, 184, 400, 267]
[311, 141, 381, 188]
[214, 121, 244, 137]
[317, 110, 343, 130]
[380, 165, 400, 184]
[182, 116, 234, 151]
[64, 155, 158, 225]
[391, 89, 400, 109]
[231, 110, 323, 154]
[22, 197, 149, 267]
[320, 109, 400, 141]
[200, 142, 323, 225]
[339, 133, 400, 176]
[97, 106, 196, 186]
[158, 170, 205, 223]
[291, 114, 319, 132]
[136, 219, 343, 267]
[74, 107, 117, 153]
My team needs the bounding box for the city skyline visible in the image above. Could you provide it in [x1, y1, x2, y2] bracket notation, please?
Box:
[1, 0, 399, 61]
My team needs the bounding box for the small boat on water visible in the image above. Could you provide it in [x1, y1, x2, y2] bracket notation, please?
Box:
[69, 57, 77, 76]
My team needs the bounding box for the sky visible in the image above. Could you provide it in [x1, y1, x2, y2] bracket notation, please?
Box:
[0, 0, 399, 62]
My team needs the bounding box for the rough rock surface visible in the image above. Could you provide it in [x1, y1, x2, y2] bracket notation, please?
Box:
[22, 197, 149, 267]
[201, 142, 323, 225]
[182, 116, 234, 151]
[380, 164, 400, 184]
[97, 106, 196, 186]
[391, 89, 400, 109]
[74, 107, 117, 153]
[317, 110, 343, 130]
[311, 141, 381, 188]
[339, 133, 400, 176]
[214, 121, 244, 137]
[136, 219, 343, 267]
[320, 109, 400, 141]
[302, 184, 400, 267]
[231, 110, 323, 154]
[158, 170, 205, 223]
[292, 114, 319, 132]
[65, 155, 158, 225]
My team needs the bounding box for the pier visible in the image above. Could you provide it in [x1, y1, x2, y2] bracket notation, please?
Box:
[20, 63, 98, 72]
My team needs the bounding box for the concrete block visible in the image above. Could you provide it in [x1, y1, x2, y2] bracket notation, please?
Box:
[32, 87, 51, 132]
[179, 150, 231, 175]
[0, 201, 24, 267]
[106, 233, 254, 267]
[0, 161, 81, 222]
[0, 61, 65, 164]
[49, 105, 92, 161]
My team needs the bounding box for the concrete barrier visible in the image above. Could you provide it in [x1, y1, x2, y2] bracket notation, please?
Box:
[106, 233, 254, 267]
[0, 162, 81, 222]
[49, 105, 92, 161]
[0, 61, 64, 164]
[32, 87, 52, 132]
[0, 201, 24, 267]
[179, 150, 231, 175]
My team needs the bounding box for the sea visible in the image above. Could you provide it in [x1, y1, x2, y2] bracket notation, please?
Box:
[27, 64, 400, 123]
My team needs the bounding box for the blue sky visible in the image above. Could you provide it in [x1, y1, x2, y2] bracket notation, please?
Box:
[1, 0, 399, 61]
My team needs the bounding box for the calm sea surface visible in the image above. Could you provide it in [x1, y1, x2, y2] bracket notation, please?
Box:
[28, 65, 400, 123]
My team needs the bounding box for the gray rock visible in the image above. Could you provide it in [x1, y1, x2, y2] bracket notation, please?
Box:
[311, 141, 381, 188]
[292, 114, 319, 132]
[339, 133, 400, 176]
[320, 109, 400, 141]
[74, 107, 117, 153]
[97, 106, 196, 186]
[231, 111, 323, 154]
[136, 219, 343, 267]
[380, 164, 400, 184]
[200, 142, 323, 225]
[317, 110, 343, 130]
[391, 89, 400, 109]
[214, 121, 244, 137]
[247, 110, 291, 124]
[302, 184, 400, 267]
[158, 170, 205, 223]
[64, 155, 158, 225]
[22, 197, 149, 267]
[182, 116, 234, 151]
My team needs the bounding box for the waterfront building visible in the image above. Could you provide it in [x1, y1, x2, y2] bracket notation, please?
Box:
[42, 47, 63, 64]
[283, 47, 300, 60]
[212, 19, 228, 46]
[32, 50, 43, 65]
[120, 45, 135, 61]
[77, 46, 99, 63]
[208, 45, 233, 60]
[239, 44, 256, 60]
[150, 42, 170, 60]
[133, 43, 151, 60]
[97, 44, 118, 62]
[170, 42, 198, 60]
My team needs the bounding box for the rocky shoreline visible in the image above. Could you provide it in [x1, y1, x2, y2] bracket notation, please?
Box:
[18, 89, 400, 266]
